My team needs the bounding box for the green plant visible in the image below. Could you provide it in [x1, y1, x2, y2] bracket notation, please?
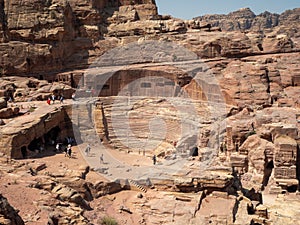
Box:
[29, 106, 36, 112]
[99, 216, 118, 225]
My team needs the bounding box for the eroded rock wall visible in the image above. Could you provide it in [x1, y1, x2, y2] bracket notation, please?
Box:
[0, 105, 73, 158]
[194, 8, 300, 32]
[1, 1, 299, 82]
[0, 194, 24, 225]
[0, 0, 159, 77]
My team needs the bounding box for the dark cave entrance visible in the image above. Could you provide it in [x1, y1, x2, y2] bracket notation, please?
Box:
[287, 185, 298, 193]
[262, 160, 274, 189]
[28, 137, 44, 152]
[44, 126, 61, 145]
[21, 146, 27, 159]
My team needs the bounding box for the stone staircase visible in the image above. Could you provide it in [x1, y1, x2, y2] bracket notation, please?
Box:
[128, 179, 148, 193]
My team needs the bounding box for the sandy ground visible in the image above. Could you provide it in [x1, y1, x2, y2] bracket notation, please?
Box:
[0, 143, 105, 224]
[0, 99, 160, 224]
[0, 144, 166, 224]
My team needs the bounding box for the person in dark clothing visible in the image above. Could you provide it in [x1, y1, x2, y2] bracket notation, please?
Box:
[152, 155, 157, 165]
[67, 146, 72, 158]
[65, 144, 71, 158]
[99, 154, 104, 164]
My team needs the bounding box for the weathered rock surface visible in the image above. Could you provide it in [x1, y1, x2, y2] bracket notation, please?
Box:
[0, 0, 159, 76]
[0, 194, 24, 225]
[0, 1, 299, 80]
[194, 7, 300, 32]
[0, 101, 73, 158]
[0, 1, 300, 225]
[0, 98, 7, 109]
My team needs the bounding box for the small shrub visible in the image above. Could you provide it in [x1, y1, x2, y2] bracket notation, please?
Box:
[29, 106, 36, 112]
[99, 216, 118, 225]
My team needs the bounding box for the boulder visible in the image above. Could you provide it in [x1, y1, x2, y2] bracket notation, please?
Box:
[0, 97, 7, 109]
[0, 108, 13, 119]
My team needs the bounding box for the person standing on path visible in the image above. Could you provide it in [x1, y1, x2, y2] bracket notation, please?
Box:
[55, 143, 61, 152]
[99, 154, 104, 164]
[51, 94, 55, 104]
[60, 95, 64, 104]
[152, 155, 157, 165]
[66, 144, 72, 158]
[85, 144, 91, 156]
[47, 97, 51, 105]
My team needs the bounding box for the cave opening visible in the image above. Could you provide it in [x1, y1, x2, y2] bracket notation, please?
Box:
[44, 126, 61, 145]
[21, 146, 27, 159]
[262, 160, 274, 189]
[28, 137, 44, 152]
[287, 185, 298, 193]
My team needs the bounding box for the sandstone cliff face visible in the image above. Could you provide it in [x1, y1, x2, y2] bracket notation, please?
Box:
[0, 0, 8, 42]
[194, 7, 300, 32]
[1, 2, 300, 225]
[0, 1, 299, 80]
[0, 0, 158, 76]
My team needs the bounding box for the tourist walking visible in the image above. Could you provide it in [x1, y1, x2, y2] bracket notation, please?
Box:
[64, 146, 68, 157]
[55, 143, 61, 152]
[51, 94, 56, 104]
[152, 155, 156, 165]
[65, 144, 72, 158]
[85, 144, 91, 156]
[67, 144, 72, 158]
[99, 154, 104, 164]
[60, 95, 64, 104]
[47, 97, 51, 105]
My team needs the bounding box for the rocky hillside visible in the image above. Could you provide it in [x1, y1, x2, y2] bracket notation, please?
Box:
[194, 7, 300, 32]
[1, 1, 299, 79]
[0, 0, 158, 76]
[1, 1, 300, 225]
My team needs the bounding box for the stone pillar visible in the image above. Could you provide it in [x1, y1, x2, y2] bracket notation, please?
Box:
[235, 138, 240, 152]
[226, 126, 234, 153]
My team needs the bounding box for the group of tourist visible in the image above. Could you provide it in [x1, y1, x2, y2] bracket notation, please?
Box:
[54, 142, 72, 158]
[46, 94, 64, 105]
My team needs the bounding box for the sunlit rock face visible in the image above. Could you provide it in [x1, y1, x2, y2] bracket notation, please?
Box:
[0, 1, 300, 224]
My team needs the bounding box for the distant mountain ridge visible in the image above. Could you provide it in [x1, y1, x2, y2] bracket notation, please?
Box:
[194, 7, 300, 31]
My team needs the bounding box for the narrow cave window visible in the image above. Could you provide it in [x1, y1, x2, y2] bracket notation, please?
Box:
[165, 81, 175, 86]
[262, 160, 274, 188]
[141, 82, 151, 88]
[103, 84, 110, 90]
[257, 43, 264, 51]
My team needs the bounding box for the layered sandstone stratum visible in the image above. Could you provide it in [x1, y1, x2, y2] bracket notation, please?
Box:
[0, 0, 300, 224]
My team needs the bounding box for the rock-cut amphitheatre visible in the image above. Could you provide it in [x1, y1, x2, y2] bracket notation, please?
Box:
[0, 0, 300, 224]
